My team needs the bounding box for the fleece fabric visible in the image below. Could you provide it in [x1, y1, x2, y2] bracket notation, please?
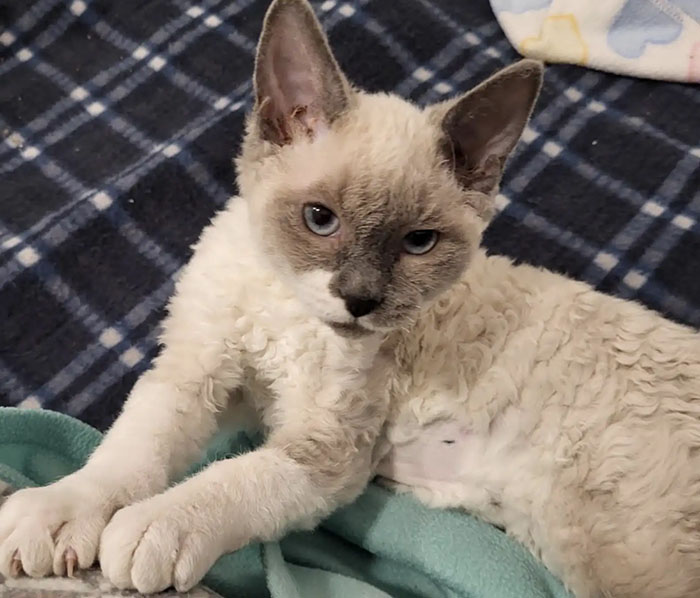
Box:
[0, 407, 570, 598]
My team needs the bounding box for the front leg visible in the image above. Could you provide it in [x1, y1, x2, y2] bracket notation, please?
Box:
[0, 352, 239, 580]
[99, 387, 387, 593]
[0, 223, 250, 580]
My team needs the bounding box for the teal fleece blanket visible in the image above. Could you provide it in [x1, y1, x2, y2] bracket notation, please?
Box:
[0, 407, 570, 598]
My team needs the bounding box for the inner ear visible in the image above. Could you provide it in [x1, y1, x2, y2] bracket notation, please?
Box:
[435, 59, 543, 195]
[254, 0, 351, 146]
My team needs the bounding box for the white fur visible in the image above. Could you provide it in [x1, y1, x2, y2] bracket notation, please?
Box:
[293, 269, 352, 324]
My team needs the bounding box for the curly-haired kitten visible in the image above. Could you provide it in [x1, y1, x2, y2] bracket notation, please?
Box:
[2, 1, 699, 596]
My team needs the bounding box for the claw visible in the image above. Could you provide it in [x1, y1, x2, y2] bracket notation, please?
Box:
[65, 547, 77, 578]
[10, 551, 22, 577]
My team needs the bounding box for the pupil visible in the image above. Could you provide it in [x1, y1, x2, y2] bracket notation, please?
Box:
[410, 231, 431, 246]
[313, 207, 331, 226]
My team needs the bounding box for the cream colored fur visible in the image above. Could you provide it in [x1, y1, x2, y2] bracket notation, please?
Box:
[1, 2, 699, 597]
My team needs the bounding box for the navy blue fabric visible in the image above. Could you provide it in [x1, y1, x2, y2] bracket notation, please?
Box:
[1, 0, 699, 430]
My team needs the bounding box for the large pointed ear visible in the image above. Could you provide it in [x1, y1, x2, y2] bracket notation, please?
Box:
[254, 0, 352, 146]
[432, 59, 543, 195]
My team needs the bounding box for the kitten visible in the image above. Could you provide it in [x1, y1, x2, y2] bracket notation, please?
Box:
[1, 1, 699, 597]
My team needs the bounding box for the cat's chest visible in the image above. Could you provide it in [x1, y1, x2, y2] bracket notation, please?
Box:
[229, 312, 383, 432]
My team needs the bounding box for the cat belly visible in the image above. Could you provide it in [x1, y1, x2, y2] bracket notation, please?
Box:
[375, 410, 553, 553]
[377, 384, 700, 598]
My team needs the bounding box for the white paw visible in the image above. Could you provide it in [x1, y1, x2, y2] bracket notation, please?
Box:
[99, 494, 224, 594]
[0, 479, 111, 579]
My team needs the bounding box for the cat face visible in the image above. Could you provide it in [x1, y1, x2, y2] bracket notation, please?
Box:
[236, 0, 542, 336]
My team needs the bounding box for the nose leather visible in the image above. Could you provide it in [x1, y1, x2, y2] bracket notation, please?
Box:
[344, 296, 381, 318]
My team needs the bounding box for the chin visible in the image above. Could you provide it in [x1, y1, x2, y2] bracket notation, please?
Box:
[368, 310, 422, 333]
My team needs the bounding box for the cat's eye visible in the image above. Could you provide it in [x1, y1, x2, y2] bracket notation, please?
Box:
[403, 230, 439, 255]
[303, 204, 340, 236]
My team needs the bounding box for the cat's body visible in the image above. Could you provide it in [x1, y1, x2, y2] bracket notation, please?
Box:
[198, 191, 700, 598]
[1, 1, 699, 597]
[380, 249, 700, 598]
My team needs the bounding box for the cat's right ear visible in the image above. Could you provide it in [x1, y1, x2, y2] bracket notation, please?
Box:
[254, 0, 352, 146]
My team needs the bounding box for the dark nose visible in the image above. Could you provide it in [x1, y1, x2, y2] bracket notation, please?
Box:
[344, 296, 381, 318]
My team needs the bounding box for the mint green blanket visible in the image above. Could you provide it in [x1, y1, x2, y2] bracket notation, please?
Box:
[0, 407, 569, 598]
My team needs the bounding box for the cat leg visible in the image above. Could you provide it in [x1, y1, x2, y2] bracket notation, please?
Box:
[98, 387, 385, 593]
[0, 358, 239, 580]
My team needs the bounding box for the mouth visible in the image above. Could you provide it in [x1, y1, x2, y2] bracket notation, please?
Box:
[324, 319, 373, 337]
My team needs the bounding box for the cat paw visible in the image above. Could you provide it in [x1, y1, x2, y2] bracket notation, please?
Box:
[0, 480, 111, 579]
[100, 494, 223, 593]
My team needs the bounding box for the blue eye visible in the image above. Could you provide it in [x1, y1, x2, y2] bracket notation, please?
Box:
[303, 204, 340, 236]
[403, 230, 438, 255]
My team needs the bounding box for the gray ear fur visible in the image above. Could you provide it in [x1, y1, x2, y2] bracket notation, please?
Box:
[254, 0, 352, 146]
[433, 59, 543, 195]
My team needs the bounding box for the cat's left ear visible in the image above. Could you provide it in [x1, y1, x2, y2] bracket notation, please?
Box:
[431, 59, 543, 195]
[253, 0, 352, 146]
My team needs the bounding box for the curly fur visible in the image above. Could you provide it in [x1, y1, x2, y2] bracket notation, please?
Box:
[378, 251, 700, 598]
[0, 1, 698, 596]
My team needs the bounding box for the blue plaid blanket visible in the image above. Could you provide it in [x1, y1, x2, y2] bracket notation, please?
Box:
[1, 0, 699, 430]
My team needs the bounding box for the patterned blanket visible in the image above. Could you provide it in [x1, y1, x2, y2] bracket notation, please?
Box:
[490, 0, 700, 82]
[1, 0, 699, 431]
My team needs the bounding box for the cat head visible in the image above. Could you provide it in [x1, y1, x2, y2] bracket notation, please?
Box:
[236, 0, 542, 336]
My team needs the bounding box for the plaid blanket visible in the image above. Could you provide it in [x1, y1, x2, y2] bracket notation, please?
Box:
[1, 0, 699, 431]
